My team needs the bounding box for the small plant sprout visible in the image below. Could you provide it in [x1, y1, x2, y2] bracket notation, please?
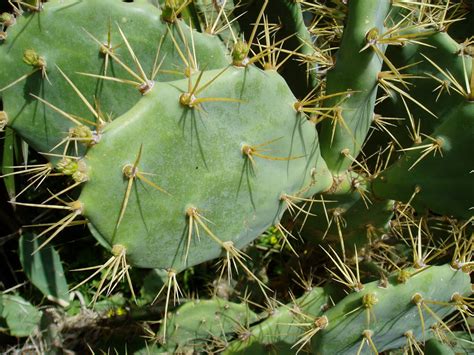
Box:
[230, 0, 269, 67]
[71, 244, 136, 305]
[344, 290, 379, 328]
[362, 293, 378, 327]
[54, 155, 88, 181]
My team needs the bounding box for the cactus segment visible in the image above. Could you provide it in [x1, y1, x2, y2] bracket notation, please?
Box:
[424, 337, 457, 355]
[288, 172, 394, 255]
[78, 66, 332, 270]
[0, 0, 229, 156]
[318, 0, 391, 174]
[377, 31, 473, 145]
[312, 264, 471, 354]
[372, 101, 474, 219]
[161, 298, 258, 350]
[425, 331, 474, 355]
[18, 233, 69, 305]
[224, 287, 330, 354]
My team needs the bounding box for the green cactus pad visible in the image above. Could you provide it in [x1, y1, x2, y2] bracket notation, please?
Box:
[161, 297, 258, 349]
[225, 287, 330, 354]
[318, 0, 391, 174]
[78, 66, 332, 271]
[376, 31, 472, 146]
[312, 264, 471, 354]
[425, 331, 474, 355]
[0, 0, 228, 156]
[372, 101, 474, 219]
[287, 172, 394, 251]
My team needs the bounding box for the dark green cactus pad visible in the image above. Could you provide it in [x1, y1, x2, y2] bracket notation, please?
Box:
[0, 0, 228, 156]
[373, 101, 474, 219]
[78, 66, 332, 270]
[425, 331, 474, 355]
[376, 31, 472, 145]
[312, 265, 471, 354]
[287, 172, 393, 251]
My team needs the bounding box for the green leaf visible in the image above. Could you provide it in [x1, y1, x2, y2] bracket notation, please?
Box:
[19, 233, 69, 306]
[1, 294, 42, 337]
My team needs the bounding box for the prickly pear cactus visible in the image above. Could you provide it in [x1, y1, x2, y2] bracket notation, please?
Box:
[0, 0, 472, 353]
